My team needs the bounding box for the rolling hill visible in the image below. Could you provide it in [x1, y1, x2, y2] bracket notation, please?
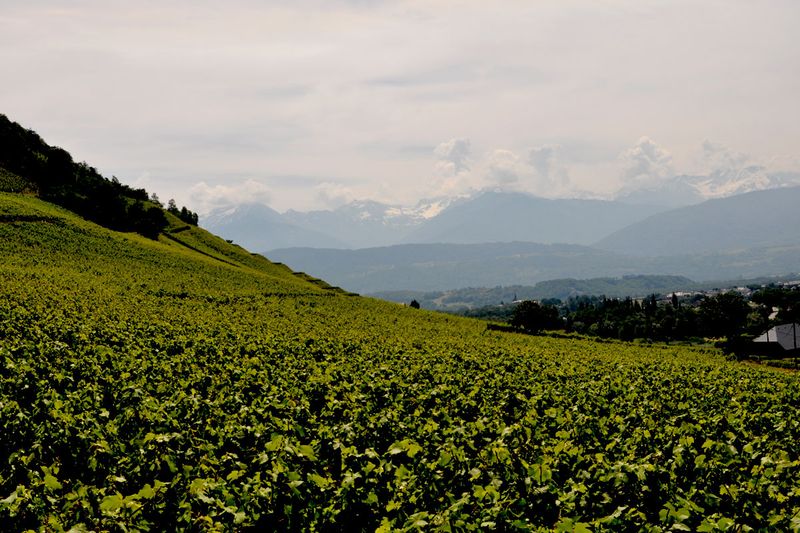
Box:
[4, 189, 800, 530]
[3, 116, 800, 530]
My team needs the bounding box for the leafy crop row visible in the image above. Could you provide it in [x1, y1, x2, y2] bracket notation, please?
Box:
[1, 194, 800, 531]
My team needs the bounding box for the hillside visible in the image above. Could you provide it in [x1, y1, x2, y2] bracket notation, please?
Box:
[4, 190, 800, 529]
[5, 190, 800, 530]
[269, 240, 800, 293]
[1, 113, 800, 529]
[595, 186, 800, 256]
[0, 113, 198, 239]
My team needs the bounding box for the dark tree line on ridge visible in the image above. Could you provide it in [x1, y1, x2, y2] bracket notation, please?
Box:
[0, 114, 198, 238]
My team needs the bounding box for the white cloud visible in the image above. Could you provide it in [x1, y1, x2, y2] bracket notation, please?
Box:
[700, 140, 764, 177]
[485, 149, 524, 186]
[428, 144, 575, 199]
[2, 1, 798, 211]
[426, 138, 480, 197]
[528, 144, 569, 192]
[434, 138, 472, 175]
[188, 179, 272, 214]
[314, 181, 357, 208]
[620, 137, 674, 186]
[476, 145, 573, 197]
[615, 138, 800, 202]
[693, 140, 771, 196]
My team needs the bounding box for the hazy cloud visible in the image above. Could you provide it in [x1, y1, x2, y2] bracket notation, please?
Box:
[2, 1, 798, 210]
[189, 179, 272, 214]
[485, 149, 526, 188]
[701, 141, 764, 177]
[692, 140, 772, 195]
[314, 181, 357, 208]
[434, 138, 472, 175]
[621, 137, 674, 186]
[528, 144, 569, 192]
[615, 138, 800, 201]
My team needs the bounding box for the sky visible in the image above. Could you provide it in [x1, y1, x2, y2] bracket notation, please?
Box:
[2, 0, 799, 213]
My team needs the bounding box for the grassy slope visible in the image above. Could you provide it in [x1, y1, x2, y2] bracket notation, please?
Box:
[1, 193, 800, 531]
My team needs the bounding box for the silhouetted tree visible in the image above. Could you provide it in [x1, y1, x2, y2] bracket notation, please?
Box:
[511, 300, 560, 333]
[698, 292, 750, 338]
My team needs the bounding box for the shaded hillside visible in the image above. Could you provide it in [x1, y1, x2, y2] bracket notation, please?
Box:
[595, 186, 800, 256]
[0, 114, 196, 238]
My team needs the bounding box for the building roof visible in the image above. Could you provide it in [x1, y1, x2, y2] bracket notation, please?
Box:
[754, 323, 800, 351]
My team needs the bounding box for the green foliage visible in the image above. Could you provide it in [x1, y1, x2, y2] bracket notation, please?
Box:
[0, 167, 33, 193]
[0, 114, 199, 238]
[511, 301, 560, 333]
[565, 295, 701, 342]
[2, 193, 800, 530]
[752, 286, 800, 323]
[488, 292, 767, 346]
[698, 292, 751, 339]
[166, 198, 199, 226]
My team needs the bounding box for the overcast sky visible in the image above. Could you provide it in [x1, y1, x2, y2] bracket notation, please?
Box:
[2, 0, 799, 213]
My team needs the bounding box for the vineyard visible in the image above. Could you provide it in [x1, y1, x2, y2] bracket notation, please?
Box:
[2, 192, 800, 531]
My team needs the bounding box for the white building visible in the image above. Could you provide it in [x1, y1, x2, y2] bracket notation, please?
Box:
[754, 323, 800, 351]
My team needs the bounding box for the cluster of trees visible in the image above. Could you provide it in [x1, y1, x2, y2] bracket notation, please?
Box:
[166, 198, 199, 226]
[510, 300, 561, 333]
[507, 286, 800, 346]
[0, 114, 198, 238]
[751, 287, 800, 323]
[562, 292, 762, 342]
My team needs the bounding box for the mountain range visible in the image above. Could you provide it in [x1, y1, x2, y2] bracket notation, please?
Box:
[596, 187, 800, 256]
[616, 169, 800, 207]
[266, 186, 800, 293]
[202, 191, 664, 251]
[202, 165, 800, 253]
